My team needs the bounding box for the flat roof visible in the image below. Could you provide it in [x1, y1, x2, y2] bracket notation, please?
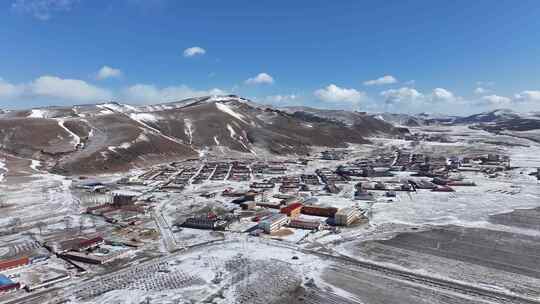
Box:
[0, 274, 14, 286]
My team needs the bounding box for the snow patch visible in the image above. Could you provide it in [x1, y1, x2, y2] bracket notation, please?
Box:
[98, 109, 114, 115]
[129, 112, 187, 147]
[119, 142, 131, 149]
[216, 102, 248, 124]
[28, 109, 48, 118]
[135, 132, 150, 143]
[30, 159, 42, 172]
[184, 119, 194, 145]
[214, 136, 225, 154]
[129, 113, 160, 123]
[226, 124, 236, 138]
[99, 103, 140, 113]
[0, 158, 7, 182]
[226, 124, 257, 156]
[56, 118, 81, 147]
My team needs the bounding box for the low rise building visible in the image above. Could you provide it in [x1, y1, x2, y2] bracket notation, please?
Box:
[250, 182, 275, 189]
[301, 205, 338, 217]
[334, 207, 361, 226]
[280, 202, 303, 218]
[112, 190, 141, 206]
[0, 257, 29, 272]
[354, 190, 375, 201]
[240, 201, 256, 210]
[181, 217, 227, 230]
[0, 274, 20, 294]
[288, 219, 322, 231]
[60, 248, 130, 265]
[46, 236, 104, 254]
[258, 214, 289, 234]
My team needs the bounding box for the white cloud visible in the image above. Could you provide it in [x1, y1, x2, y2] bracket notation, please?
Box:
[0, 76, 113, 102]
[245, 73, 274, 85]
[183, 46, 206, 57]
[315, 84, 365, 104]
[261, 94, 299, 105]
[479, 95, 512, 106]
[29, 75, 112, 102]
[514, 90, 540, 103]
[97, 65, 122, 80]
[363, 75, 398, 86]
[430, 88, 457, 102]
[11, 0, 79, 20]
[122, 84, 227, 104]
[0, 78, 24, 99]
[474, 87, 489, 94]
[381, 87, 461, 107]
[380, 87, 423, 105]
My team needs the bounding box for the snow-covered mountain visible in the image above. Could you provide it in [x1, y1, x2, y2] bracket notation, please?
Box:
[453, 109, 521, 124]
[0, 95, 404, 174]
[450, 109, 540, 133]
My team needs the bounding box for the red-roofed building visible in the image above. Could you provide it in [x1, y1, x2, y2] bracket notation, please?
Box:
[74, 236, 104, 252]
[301, 206, 338, 217]
[0, 257, 29, 272]
[280, 202, 303, 218]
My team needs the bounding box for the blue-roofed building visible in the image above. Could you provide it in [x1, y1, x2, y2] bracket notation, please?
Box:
[0, 273, 20, 293]
[0, 274, 13, 286]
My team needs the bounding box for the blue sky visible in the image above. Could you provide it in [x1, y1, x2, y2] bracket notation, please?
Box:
[1, 0, 540, 114]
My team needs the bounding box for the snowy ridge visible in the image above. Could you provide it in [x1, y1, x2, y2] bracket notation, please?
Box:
[98, 102, 140, 114]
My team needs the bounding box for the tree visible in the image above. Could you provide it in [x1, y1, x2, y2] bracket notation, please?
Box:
[9, 217, 21, 233]
[63, 216, 73, 230]
[36, 221, 46, 235]
[10, 217, 21, 226]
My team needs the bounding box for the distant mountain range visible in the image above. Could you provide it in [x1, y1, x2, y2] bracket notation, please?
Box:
[370, 108, 540, 130]
[0, 95, 404, 174]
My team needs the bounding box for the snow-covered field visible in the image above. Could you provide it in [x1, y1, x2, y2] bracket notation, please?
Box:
[366, 126, 540, 229]
[69, 237, 330, 304]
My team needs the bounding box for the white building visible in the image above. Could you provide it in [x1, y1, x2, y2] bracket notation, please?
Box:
[258, 214, 289, 234]
[334, 207, 361, 226]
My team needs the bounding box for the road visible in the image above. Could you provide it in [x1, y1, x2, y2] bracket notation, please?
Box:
[152, 210, 179, 253]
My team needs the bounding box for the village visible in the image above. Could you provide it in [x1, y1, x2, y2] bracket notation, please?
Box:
[0, 129, 520, 303]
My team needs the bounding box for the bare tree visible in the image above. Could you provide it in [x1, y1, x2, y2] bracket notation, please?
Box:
[63, 216, 73, 231]
[7, 217, 21, 233]
[10, 217, 21, 227]
[36, 221, 46, 235]
[78, 217, 86, 232]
